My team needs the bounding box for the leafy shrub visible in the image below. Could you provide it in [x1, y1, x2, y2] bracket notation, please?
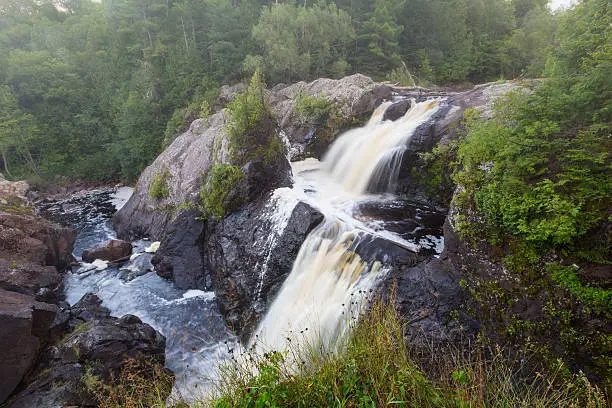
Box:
[225, 70, 285, 165]
[226, 70, 271, 153]
[385, 62, 416, 86]
[548, 263, 612, 316]
[148, 167, 170, 199]
[200, 163, 244, 218]
[294, 90, 335, 126]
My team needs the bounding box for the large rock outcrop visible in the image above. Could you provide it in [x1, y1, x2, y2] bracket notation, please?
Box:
[82, 239, 133, 263]
[6, 294, 170, 408]
[0, 289, 57, 403]
[205, 199, 324, 337]
[271, 74, 392, 158]
[115, 76, 525, 343]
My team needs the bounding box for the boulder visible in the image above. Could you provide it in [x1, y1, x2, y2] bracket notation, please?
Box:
[0, 289, 57, 402]
[0, 213, 76, 271]
[81, 239, 133, 263]
[5, 294, 170, 408]
[0, 173, 28, 200]
[152, 208, 208, 288]
[0, 260, 60, 301]
[271, 73, 392, 159]
[382, 99, 412, 122]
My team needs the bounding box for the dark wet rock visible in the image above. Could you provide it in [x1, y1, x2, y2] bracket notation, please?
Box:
[5, 293, 170, 408]
[0, 260, 60, 301]
[0, 289, 57, 403]
[205, 199, 324, 338]
[380, 256, 474, 346]
[152, 208, 208, 289]
[382, 99, 411, 121]
[82, 239, 133, 263]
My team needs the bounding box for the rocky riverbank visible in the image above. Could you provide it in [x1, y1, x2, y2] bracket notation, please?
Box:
[0, 180, 172, 407]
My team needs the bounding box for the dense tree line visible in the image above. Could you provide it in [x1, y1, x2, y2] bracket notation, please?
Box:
[0, 0, 578, 181]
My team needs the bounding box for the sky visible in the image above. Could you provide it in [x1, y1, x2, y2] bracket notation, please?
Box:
[550, 0, 578, 10]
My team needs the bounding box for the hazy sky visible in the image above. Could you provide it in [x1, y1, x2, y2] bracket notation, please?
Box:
[550, 0, 578, 10]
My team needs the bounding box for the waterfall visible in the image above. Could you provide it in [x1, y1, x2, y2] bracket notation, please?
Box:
[252, 99, 441, 352]
[324, 99, 439, 195]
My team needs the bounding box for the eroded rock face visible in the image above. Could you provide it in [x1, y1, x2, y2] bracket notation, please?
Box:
[5, 294, 169, 408]
[0, 289, 57, 403]
[82, 239, 133, 263]
[205, 199, 324, 337]
[151, 208, 208, 289]
[271, 74, 392, 159]
[114, 114, 229, 240]
[384, 82, 523, 205]
[0, 213, 76, 272]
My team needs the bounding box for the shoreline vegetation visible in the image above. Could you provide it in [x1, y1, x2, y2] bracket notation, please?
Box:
[88, 298, 607, 408]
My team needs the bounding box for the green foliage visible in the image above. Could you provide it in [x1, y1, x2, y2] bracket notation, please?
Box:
[84, 358, 174, 408]
[548, 263, 612, 316]
[0, 0, 575, 182]
[226, 71, 270, 154]
[148, 167, 170, 199]
[225, 71, 284, 165]
[294, 90, 335, 126]
[385, 62, 416, 86]
[451, 0, 611, 387]
[213, 300, 606, 407]
[250, 3, 355, 82]
[413, 141, 459, 204]
[200, 163, 244, 219]
[0, 195, 33, 215]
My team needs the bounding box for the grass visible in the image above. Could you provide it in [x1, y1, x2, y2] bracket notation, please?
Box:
[211, 299, 607, 408]
[85, 299, 608, 407]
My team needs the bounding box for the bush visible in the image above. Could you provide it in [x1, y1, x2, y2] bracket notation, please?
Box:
[226, 70, 271, 154]
[212, 299, 606, 407]
[148, 167, 170, 199]
[294, 90, 335, 126]
[84, 358, 174, 408]
[200, 163, 244, 218]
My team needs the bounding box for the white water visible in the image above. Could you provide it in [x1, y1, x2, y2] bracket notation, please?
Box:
[58, 99, 444, 398]
[252, 99, 441, 352]
[324, 100, 440, 195]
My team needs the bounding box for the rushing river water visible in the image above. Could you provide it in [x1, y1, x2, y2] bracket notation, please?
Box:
[38, 188, 236, 398]
[38, 98, 446, 398]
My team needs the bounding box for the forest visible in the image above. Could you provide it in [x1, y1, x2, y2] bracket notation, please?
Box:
[1, 0, 561, 182]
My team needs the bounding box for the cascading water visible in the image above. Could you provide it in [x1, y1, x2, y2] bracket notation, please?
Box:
[252, 99, 441, 351]
[47, 98, 444, 398]
[324, 100, 439, 195]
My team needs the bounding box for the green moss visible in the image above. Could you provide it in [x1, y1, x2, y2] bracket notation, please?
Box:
[200, 163, 244, 218]
[148, 167, 170, 199]
[0, 195, 33, 215]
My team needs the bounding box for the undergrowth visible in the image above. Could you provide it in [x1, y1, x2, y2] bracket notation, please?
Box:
[149, 166, 171, 199]
[84, 299, 607, 407]
[211, 299, 606, 408]
[199, 163, 244, 218]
